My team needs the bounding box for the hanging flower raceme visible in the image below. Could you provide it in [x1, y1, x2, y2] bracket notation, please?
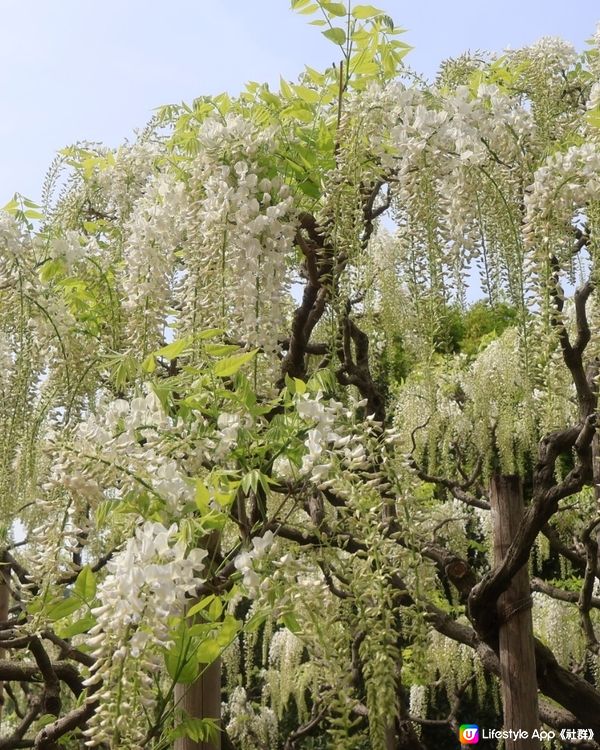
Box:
[120, 171, 190, 355]
[234, 530, 275, 594]
[82, 521, 207, 748]
[176, 114, 296, 355]
[46, 388, 196, 514]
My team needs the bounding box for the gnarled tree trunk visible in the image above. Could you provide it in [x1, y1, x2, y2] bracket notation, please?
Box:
[0, 557, 9, 723]
[490, 475, 540, 750]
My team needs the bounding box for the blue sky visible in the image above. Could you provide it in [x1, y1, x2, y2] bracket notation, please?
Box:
[1, 1, 598, 204]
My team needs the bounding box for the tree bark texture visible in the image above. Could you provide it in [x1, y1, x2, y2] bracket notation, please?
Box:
[490, 474, 540, 750]
[0, 562, 9, 723]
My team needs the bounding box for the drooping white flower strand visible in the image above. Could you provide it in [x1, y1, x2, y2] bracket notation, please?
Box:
[121, 172, 189, 355]
[233, 530, 275, 594]
[82, 521, 207, 748]
[47, 390, 195, 514]
[178, 114, 295, 354]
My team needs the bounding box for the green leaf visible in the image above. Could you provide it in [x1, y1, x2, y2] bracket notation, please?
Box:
[141, 354, 157, 373]
[322, 2, 347, 16]
[298, 2, 319, 13]
[155, 335, 192, 360]
[166, 649, 199, 684]
[351, 58, 380, 75]
[294, 85, 321, 104]
[280, 76, 294, 98]
[214, 487, 236, 508]
[165, 625, 200, 683]
[74, 565, 97, 603]
[213, 349, 259, 377]
[352, 4, 383, 18]
[298, 179, 321, 198]
[197, 327, 225, 339]
[195, 481, 211, 514]
[208, 596, 223, 621]
[217, 614, 241, 645]
[196, 638, 221, 664]
[38, 714, 57, 728]
[56, 613, 96, 638]
[199, 511, 227, 531]
[241, 469, 260, 494]
[203, 343, 240, 356]
[281, 612, 302, 634]
[322, 27, 346, 45]
[305, 66, 325, 84]
[172, 716, 219, 743]
[187, 595, 215, 619]
[39, 259, 65, 284]
[294, 377, 307, 394]
[95, 500, 113, 528]
[587, 107, 600, 129]
[282, 106, 315, 123]
[2, 196, 18, 214]
[46, 597, 82, 622]
[245, 611, 267, 633]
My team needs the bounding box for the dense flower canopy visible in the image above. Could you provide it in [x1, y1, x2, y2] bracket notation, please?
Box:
[1, 4, 600, 749]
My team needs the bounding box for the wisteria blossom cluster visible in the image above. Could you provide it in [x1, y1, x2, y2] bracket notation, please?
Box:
[234, 530, 275, 594]
[294, 391, 374, 486]
[2, 13, 600, 750]
[177, 114, 297, 354]
[82, 521, 207, 747]
[223, 686, 278, 750]
[0, 211, 26, 288]
[48, 389, 194, 512]
[121, 172, 190, 353]
[524, 143, 600, 253]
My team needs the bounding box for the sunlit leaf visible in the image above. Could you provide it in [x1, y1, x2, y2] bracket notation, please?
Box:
[213, 349, 259, 377]
[322, 27, 346, 45]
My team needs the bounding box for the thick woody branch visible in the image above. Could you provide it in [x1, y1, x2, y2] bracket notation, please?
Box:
[0, 694, 42, 749]
[40, 631, 95, 669]
[541, 523, 587, 573]
[408, 676, 474, 734]
[273, 521, 367, 555]
[283, 706, 327, 750]
[279, 339, 329, 355]
[0, 660, 82, 697]
[470, 414, 596, 629]
[29, 638, 61, 717]
[423, 589, 600, 736]
[550, 269, 595, 416]
[408, 457, 490, 510]
[34, 697, 98, 749]
[578, 518, 600, 653]
[531, 578, 600, 610]
[361, 179, 391, 248]
[336, 309, 385, 422]
[280, 213, 335, 384]
[58, 549, 116, 586]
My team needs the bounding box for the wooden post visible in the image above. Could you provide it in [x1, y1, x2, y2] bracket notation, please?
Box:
[174, 658, 222, 750]
[175, 529, 222, 750]
[490, 474, 540, 750]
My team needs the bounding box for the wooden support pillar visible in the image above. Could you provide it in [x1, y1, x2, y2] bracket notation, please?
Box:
[174, 658, 222, 750]
[490, 474, 540, 750]
[176, 529, 222, 750]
